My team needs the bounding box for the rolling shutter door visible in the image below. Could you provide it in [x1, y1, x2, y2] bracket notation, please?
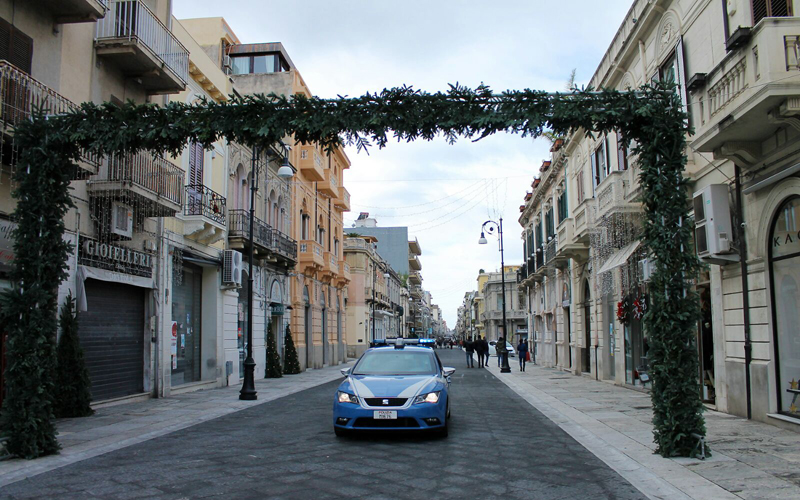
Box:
[78, 279, 145, 401]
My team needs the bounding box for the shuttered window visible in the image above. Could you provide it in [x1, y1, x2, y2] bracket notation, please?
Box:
[188, 142, 204, 187]
[0, 17, 33, 74]
[752, 0, 792, 25]
[576, 170, 585, 204]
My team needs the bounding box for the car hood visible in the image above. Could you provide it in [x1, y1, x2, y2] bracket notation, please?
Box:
[341, 374, 440, 398]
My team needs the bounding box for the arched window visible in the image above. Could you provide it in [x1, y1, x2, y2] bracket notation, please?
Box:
[769, 196, 800, 418]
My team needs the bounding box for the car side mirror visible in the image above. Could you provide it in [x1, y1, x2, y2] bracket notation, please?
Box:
[443, 367, 455, 378]
[340, 367, 351, 377]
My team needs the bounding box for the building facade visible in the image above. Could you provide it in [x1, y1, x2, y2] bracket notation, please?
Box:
[518, 0, 800, 429]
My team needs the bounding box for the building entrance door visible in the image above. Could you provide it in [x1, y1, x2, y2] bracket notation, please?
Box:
[583, 282, 591, 373]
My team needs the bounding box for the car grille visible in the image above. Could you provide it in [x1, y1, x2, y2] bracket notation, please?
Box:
[353, 417, 420, 428]
[364, 398, 407, 407]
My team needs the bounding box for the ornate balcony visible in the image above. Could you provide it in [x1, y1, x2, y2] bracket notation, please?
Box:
[335, 187, 351, 212]
[42, 0, 107, 23]
[183, 184, 226, 244]
[298, 240, 324, 273]
[88, 152, 184, 217]
[95, 0, 188, 94]
[319, 168, 338, 197]
[228, 209, 296, 266]
[692, 18, 800, 163]
[336, 260, 351, 286]
[321, 250, 339, 281]
[0, 62, 99, 178]
[556, 218, 589, 263]
[594, 170, 639, 220]
[298, 146, 325, 181]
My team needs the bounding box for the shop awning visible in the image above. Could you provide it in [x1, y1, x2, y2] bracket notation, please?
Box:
[597, 241, 641, 276]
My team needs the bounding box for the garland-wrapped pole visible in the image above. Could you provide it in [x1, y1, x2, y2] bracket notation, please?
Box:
[0, 115, 78, 458]
[1, 84, 703, 458]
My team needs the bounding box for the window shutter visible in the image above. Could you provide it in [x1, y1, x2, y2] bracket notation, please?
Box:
[189, 142, 204, 187]
[591, 149, 598, 193]
[10, 27, 32, 74]
[577, 170, 584, 203]
[0, 18, 32, 75]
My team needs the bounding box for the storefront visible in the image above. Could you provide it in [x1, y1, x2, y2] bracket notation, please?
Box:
[768, 196, 800, 418]
[76, 236, 153, 402]
[170, 259, 203, 387]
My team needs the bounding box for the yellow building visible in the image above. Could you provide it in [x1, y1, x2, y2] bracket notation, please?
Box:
[180, 18, 351, 370]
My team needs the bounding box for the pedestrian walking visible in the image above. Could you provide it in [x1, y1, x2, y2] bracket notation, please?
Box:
[475, 336, 486, 368]
[496, 336, 507, 368]
[465, 339, 475, 368]
[517, 338, 529, 372]
[483, 338, 490, 365]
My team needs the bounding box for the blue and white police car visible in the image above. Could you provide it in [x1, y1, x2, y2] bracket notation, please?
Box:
[333, 338, 455, 437]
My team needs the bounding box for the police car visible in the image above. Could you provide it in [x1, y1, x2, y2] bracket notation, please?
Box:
[333, 338, 454, 437]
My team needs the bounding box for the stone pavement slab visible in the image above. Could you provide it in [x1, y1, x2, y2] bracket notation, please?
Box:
[0, 363, 351, 488]
[485, 359, 800, 500]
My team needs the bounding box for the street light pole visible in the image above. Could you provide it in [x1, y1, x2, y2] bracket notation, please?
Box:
[479, 217, 511, 373]
[240, 146, 259, 400]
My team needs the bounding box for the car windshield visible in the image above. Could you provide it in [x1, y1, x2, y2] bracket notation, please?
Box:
[353, 350, 438, 375]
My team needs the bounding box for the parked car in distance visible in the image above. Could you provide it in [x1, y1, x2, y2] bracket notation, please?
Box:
[488, 341, 516, 358]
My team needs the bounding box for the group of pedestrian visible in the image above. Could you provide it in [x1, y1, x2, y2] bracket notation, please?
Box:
[464, 337, 490, 368]
[462, 336, 531, 371]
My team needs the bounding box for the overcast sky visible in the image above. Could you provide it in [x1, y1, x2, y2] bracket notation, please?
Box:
[174, 0, 632, 327]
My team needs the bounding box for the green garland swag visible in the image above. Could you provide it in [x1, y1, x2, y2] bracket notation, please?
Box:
[2, 83, 705, 458]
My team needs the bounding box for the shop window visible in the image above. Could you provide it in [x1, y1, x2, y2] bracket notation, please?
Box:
[753, 0, 792, 25]
[769, 196, 800, 418]
[171, 262, 203, 386]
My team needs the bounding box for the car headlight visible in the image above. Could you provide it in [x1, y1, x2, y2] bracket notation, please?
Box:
[337, 391, 359, 404]
[413, 391, 440, 404]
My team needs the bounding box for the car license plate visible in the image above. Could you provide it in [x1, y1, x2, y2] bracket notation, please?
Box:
[373, 410, 397, 420]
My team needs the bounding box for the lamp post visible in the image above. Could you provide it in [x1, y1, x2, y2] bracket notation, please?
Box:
[479, 218, 511, 373]
[240, 145, 294, 401]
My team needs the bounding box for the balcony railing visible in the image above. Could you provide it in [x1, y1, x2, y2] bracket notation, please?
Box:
[272, 229, 297, 262]
[544, 238, 557, 264]
[90, 152, 184, 215]
[96, 0, 189, 86]
[185, 184, 226, 226]
[0, 61, 99, 174]
[229, 209, 272, 250]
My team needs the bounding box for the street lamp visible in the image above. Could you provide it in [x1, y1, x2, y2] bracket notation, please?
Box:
[479, 218, 511, 373]
[240, 144, 294, 401]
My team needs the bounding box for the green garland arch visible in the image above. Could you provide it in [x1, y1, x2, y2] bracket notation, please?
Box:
[0, 83, 706, 458]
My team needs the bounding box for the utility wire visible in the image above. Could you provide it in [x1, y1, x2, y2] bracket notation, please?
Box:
[369, 179, 489, 218]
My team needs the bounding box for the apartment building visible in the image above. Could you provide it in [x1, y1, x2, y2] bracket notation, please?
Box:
[343, 235, 406, 356]
[481, 266, 526, 343]
[518, 0, 800, 429]
[0, 0, 190, 404]
[181, 18, 351, 371]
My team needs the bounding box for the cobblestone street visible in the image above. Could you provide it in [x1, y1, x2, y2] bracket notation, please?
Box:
[1, 350, 644, 500]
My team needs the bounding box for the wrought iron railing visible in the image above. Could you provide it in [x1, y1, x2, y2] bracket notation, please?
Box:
[229, 209, 272, 249]
[271, 228, 297, 261]
[545, 238, 557, 264]
[0, 61, 100, 170]
[96, 0, 189, 85]
[95, 152, 183, 207]
[184, 184, 226, 225]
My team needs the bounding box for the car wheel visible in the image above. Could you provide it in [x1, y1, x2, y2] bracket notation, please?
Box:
[334, 426, 348, 437]
[446, 403, 451, 420]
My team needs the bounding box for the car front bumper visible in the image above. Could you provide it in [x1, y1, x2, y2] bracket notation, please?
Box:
[333, 399, 447, 431]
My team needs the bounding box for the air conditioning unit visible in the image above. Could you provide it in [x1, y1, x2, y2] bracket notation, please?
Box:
[223, 55, 232, 75]
[222, 249, 243, 287]
[693, 184, 739, 264]
[110, 202, 133, 239]
[638, 258, 655, 283]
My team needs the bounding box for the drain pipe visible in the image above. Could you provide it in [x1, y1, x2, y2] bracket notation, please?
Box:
[734, 165, 752, 419]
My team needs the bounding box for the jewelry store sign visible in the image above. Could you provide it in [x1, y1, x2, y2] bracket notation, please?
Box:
[79, 237, 153, 278]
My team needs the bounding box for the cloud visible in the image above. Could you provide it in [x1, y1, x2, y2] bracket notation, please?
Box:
[173, 0, 632, 326]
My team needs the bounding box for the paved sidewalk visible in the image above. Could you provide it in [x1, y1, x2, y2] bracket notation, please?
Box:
[0, 362, 351, 488]
[485, 360, 800, 500]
